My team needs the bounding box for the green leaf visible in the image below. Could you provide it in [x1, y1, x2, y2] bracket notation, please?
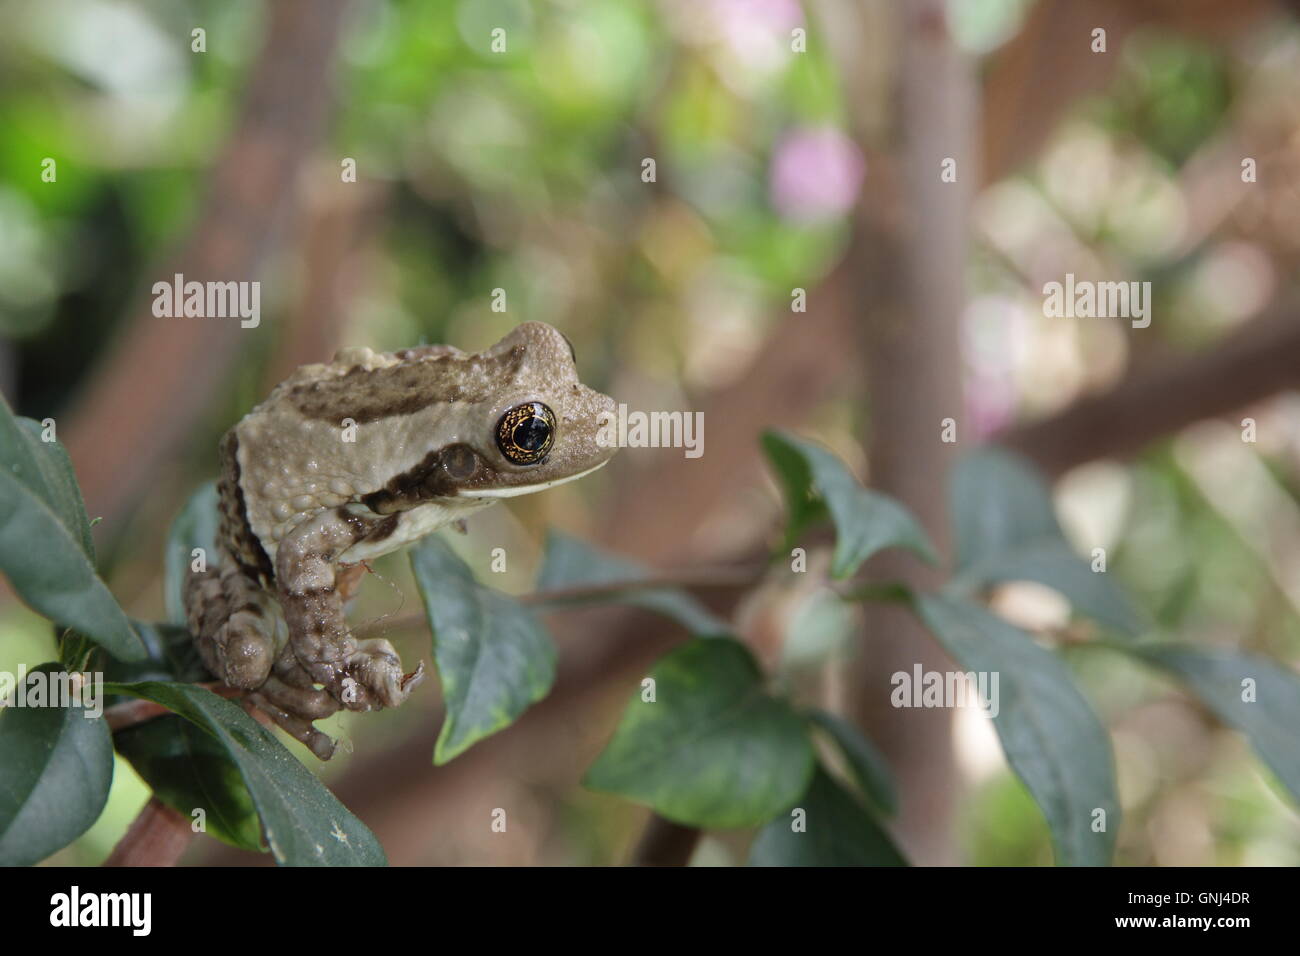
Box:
[584, 637, 814, 828]
[14, 419, 94, 557]
[98, 621, 254, 850]
[102, 681, 385, 866]
[953, 449, 1058, 571]
[410, 537, 556, 765]
[0, 399, 145, 660]
[913, 593, 1120, 866]
[806, 709, 897, 815]
[536, 530, 727, 635]
[0, 663, 113, 865]
[98, 620, 210, 687]
[163, 481, 219, 626]
[1127, 644, 1300, 804]
[114, 716, 262, 852]
[749, 766, 907, 866]
[761, 430, 935, 578]
[951, 449, 1142, 636]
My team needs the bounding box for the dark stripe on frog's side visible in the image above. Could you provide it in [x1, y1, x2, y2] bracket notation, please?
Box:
[361, 445, 502, 514]
[287, 346, 525, 424]
[218, 430, 276, 587]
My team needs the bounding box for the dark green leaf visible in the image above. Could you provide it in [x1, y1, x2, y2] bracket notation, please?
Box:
[806, 709, 897, 815]
[114, 715, 262, 851]
[536, 530, 727, 635]
[56, 629, 96, 672]
[0, 663, 113, 865]
[15, 418, 94, 557]
[410, 537, 556, 764]
[760, 431, 830, 543]
[913, 593, 1120, 866]
[99, 621, 250, 849]
[584, 637, 814, 828]
[163, 481, 219, 626]
[1128, 644, 1300, 804]
[0, 399, 144, 660]
[953, 448, 1058, 571]
[103, 681, 385, 866]
[97, 620, 210, 687]
[762, 430, 935, 578]
[749, 766, 907, 866]
[951, 449, 1142, 636]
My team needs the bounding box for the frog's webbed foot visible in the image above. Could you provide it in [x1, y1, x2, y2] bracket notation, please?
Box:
[276, 506, 424, 715]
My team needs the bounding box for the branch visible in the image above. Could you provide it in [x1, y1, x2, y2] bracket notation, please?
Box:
[103, 797, 194, 867]
[369, 565, 768, 637]
[519, 567, 767, 605]
[63, 0, 352, 536]
[997, 304, 1300, 478]
[629, 814, 701, 866]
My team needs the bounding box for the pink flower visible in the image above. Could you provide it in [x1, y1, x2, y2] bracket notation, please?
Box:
[769, 126, 865, 223]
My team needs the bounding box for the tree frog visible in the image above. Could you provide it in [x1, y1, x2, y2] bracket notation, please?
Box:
[185, 322, 617, 758]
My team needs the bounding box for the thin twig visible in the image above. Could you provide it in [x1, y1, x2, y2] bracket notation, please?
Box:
[517, 567, 768, 605]
[374, 564, 771, 633]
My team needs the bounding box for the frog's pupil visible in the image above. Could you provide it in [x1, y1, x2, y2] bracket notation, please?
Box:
[514, 417, 550, 451]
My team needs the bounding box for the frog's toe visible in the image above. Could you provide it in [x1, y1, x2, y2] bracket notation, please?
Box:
[247, 679, 340, 760]
[265, 672, 340, 720]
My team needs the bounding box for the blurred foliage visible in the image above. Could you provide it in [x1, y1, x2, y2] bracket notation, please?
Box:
[1, 0, 1299, 866]
[0, 0, 857, 410]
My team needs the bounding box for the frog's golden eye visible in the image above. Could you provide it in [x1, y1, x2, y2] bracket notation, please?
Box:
[496, 402, 555, 465]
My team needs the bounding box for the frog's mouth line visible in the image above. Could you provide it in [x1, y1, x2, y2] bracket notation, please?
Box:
[458, 459, 611, 499]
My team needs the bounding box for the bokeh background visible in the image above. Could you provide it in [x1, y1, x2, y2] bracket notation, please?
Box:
[2, 0, 1300, 865]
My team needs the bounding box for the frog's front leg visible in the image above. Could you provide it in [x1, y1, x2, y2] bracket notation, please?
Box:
[275, 506, 425, 711]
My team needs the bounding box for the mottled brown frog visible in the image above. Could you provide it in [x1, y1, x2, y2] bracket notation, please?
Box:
[185, 322, 617, 758]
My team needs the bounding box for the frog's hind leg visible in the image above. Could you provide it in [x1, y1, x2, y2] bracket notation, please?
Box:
[185, 561, 279, 691]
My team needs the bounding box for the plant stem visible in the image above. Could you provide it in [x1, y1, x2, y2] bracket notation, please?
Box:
[104, 683, 244, 733]
[517, 566, 767, 606]
[104, 797, 195, 867]
[372, 564, 771, 634]
[630, 814, 701, 866]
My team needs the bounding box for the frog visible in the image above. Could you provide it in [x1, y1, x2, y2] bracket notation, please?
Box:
[185, 321, 617, 759]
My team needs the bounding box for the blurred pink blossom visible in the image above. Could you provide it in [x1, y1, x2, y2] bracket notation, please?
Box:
[769, 126, 865, 223]
[962, 297, 1025, 439]
[964, 375, 1018, 440]
[711, 0, 804, 34]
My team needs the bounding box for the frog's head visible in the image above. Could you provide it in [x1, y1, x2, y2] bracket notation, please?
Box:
[449, 322, 618, 499]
